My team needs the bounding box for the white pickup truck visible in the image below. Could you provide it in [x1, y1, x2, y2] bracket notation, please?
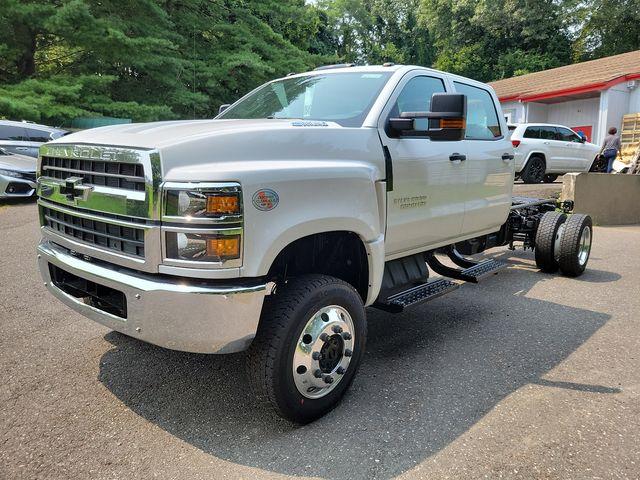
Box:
[36, 64, 593, 423]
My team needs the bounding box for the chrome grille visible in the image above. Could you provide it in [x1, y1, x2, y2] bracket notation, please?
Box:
[42, 205, 145, 258]
[41, 156, 145, 191]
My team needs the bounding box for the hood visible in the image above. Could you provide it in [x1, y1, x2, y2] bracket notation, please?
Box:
[46, 118, 385, 184]
[48, 119, 337, 150]
[0, 151, 37, 172]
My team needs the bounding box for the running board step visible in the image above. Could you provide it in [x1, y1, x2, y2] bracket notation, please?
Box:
[374, 278, 459, 313]
[426, 251, 507, 284]
[460, 259, 507, 283]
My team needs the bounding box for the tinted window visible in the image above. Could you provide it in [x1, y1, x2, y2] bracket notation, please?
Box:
[524, 127, 541, 139]
[26, 128, 52, 142]
[219, 72, 392, 127]
[51, 131, 68, 139]
[540, 127, 557, 140]
[453, 82, 501, 139]
[557, 127, 581, 142]
[0, 125, 26, 141]
[392, 76, 446, 131]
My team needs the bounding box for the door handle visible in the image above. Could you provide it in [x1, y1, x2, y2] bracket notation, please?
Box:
[15, 147, 28, 151]
[449, 153, 466, 162]
[501, 153, 514, 162]
[543, 141, 550, 145]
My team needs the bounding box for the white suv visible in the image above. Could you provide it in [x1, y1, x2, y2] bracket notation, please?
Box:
[508, 123, 600, 183]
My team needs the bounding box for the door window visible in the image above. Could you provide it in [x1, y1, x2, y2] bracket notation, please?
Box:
[0, 125, 26, 141]
[26, 128, 52, 142]
[556, 127, 582, 143]
[453, 82, 502, 139]
[540, 127, 558, 140]
[391, 76, 446, 132]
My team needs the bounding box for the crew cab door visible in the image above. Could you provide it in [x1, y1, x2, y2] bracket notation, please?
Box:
[451, 81, 513, 236]
[378, 73, 467, 256]
[556, 126, 591, 171]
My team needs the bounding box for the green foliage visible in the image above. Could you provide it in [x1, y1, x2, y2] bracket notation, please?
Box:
[0, 0, 638, 126]
[568, 0, 640, 60]
[419, 0, 572, 82]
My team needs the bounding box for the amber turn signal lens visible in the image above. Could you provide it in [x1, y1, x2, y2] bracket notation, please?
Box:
[439, 118, 466, 129]
[206, 194, 240, 215]
[206, 236, 240, 259]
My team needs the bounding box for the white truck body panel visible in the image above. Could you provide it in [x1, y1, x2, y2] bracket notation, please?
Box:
[36, 64, 517, 351]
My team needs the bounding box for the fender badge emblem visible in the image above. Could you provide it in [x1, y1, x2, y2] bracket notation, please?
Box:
[252, 189, 279, 211]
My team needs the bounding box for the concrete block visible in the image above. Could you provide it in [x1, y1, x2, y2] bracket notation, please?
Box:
[561, 173, 640, 225]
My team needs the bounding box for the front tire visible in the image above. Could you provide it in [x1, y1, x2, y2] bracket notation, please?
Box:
[247, 274, 366, 424]
[521, 156, 546, 184]
[544, 174, 558, 183]
[558, 214, 593, 277]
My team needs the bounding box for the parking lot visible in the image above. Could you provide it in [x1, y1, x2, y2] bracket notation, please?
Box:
[1, 195, 639, 480]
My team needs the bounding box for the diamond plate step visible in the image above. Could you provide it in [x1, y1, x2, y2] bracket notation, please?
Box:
[460, 259, 507, 283]
[374, 278, 459, 313]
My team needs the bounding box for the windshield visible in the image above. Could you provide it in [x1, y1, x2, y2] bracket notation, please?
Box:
[218, 72, 392, 127]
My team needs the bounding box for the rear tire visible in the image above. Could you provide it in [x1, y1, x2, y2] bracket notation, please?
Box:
[521, 156, 545, 184]
[535, 211, 567, 272]
[247, 274, 366, 424]
[558, 214, 593, 277]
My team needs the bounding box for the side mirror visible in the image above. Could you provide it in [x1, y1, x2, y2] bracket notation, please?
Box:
[218, 104, 231, 115]
[388, 93, 467, 141]
[576, 131, 587, 143]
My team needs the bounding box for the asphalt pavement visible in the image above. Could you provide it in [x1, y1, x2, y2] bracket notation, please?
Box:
[1, 193, 639, 479]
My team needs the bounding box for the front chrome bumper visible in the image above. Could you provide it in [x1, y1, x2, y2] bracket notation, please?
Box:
[37, 240, 269, 354]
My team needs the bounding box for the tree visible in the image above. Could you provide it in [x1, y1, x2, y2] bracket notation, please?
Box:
[568, 0, 640, 60]
[418, 0, 572, 82]
[0, 0, 325, 124]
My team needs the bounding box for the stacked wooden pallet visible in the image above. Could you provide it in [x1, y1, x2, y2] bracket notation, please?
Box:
[620, 113, 640, 165]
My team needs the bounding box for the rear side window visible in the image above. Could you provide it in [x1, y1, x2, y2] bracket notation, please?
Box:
[0, 125, 26, 141]
[524, 127, 540, 139]
[26, 128, 52, 142]
[540, 127, 557, 140]
[392, 76, 446, 131]
[453, 82, 502, 139]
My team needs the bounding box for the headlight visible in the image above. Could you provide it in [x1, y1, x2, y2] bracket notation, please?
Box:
[162, 182, 243, 266]
[165, 231, 241, 262]
[164, 188, 241, 220]
[0, 168, 30, 179]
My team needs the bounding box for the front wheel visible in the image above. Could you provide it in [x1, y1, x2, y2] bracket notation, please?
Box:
[247, 274, 366, 423]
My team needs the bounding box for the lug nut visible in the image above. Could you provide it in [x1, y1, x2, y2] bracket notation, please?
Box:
[313, 369, 323, 378]
[336, 367, 346, 375]
[320, 333, 330, 342]
[344, 349, 353, 357]
[323, 375, 334, 384]
[312, 351, 322, 360]
[341, 332, 352, 340]
[332, 325, 343, 334]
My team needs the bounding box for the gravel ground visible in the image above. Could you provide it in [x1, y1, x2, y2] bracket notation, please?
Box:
[1, 198, 639, 480]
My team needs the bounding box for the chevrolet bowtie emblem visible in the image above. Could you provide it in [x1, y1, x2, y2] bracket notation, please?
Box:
[60, 176, 93, 202]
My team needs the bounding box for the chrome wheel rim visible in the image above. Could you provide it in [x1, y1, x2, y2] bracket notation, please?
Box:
[292, 305, 355, 399]
[578, 226, 592, 266]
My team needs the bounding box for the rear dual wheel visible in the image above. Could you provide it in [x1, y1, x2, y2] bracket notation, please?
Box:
[247, 274, 366, 424]
[535, 212, 592, 277]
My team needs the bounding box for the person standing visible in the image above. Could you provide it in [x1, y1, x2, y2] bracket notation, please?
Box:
[601, 127, 622, 173]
